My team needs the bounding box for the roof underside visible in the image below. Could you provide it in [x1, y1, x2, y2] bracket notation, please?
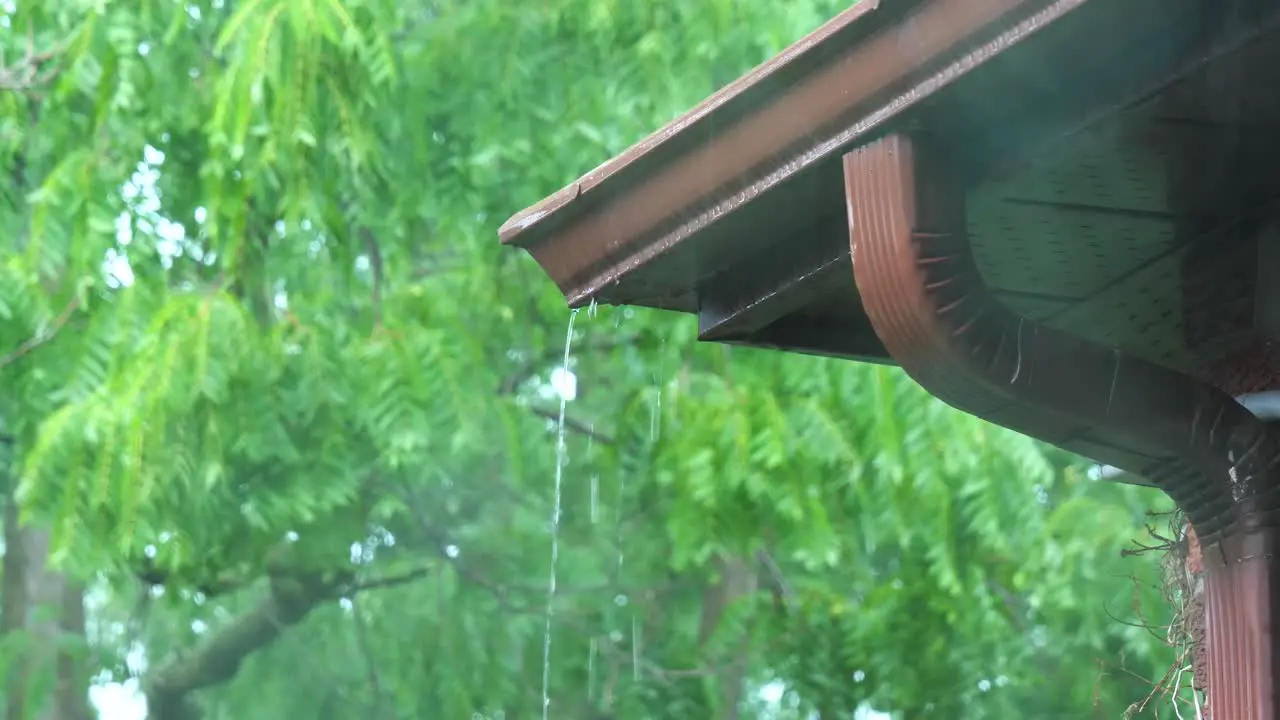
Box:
[501, 0, 1280, 386]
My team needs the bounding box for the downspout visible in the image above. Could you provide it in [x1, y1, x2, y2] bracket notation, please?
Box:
[1094, 391, 1280, 481]
[845, 134, 1280, 717]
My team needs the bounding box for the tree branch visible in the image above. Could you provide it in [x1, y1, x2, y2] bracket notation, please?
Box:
[349, 595, 390, 719]
[359, 228, 384, 327]
[0, 25, 64, 94]
[144, 574, 335, 720]
[339, 566, 432, 595]
[0, 296, 80, 372]
[143, 563, 435, 720]
[497, 335, 664, 395]
[526, 404, 615, 445]
[389, 483, 693, 614]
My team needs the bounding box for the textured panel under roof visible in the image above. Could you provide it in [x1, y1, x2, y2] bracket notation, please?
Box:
[967, 111, 1190, 369]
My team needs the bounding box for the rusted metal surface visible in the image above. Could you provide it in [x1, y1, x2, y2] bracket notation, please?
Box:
[845, 132, 1280, 717]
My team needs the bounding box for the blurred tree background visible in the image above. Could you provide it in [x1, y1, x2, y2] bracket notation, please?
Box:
[0, 0, 1193, 718]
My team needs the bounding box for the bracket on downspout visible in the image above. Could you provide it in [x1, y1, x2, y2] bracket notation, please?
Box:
[846, 133, 1280, 717]
[1094, 391, 1280, 481]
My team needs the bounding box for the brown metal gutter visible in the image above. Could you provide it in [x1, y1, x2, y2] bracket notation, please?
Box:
[499, 0, 1065, 308]
[846, 133, 1280, 717]
[500, 0, 1255, 366]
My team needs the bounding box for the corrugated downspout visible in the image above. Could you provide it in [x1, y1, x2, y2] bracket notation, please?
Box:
[1095, 392, 1280, 481]
[845, 134, 1280, 717]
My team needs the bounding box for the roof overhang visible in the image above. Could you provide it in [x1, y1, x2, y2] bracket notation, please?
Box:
[502, 0, 1280, 365]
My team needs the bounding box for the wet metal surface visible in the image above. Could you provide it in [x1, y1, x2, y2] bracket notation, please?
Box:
[847, 132, 1280, 719]
[501, 0, 1280, 366]
[501, 0, 1050, 312]
[1203, 534, 1280, 718]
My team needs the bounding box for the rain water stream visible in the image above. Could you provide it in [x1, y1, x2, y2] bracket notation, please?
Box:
[543, 303, 649, 719]
[541, 307, 579, 720]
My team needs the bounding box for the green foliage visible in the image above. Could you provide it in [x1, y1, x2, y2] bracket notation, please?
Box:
[0, 0, 1185, 718]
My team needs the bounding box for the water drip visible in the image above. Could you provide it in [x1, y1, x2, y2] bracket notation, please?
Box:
[541, 308, 580, 720]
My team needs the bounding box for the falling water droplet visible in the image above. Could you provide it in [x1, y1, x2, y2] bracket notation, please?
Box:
[590, 473, 599, 524]
[542, 308, 580, 720]
[587, 417, 598, 524]
[615, 475, 626, 578]
[651, 337, 666, 442]
[632, 615, 641, 682]
[588, 637, 597, 703]
[649, 388, 661, 441]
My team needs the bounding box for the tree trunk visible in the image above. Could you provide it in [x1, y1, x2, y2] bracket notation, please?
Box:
[54, 580, 91, 720]
[3, 490, 31, 720]
[697, 553, 757, 720]
[2, 489, 92, 720]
